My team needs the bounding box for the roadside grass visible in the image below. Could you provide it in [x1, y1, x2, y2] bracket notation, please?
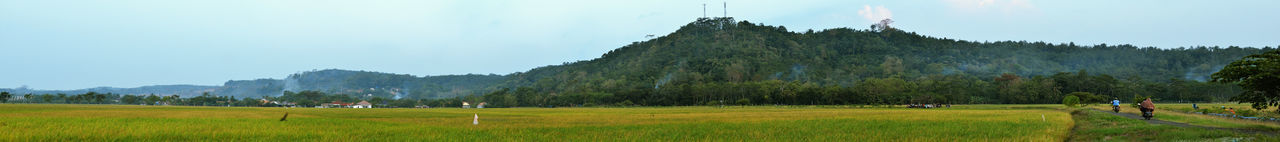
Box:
[949, 104, 1064, 110]
[1086, 105, 1280, 130]
[1066, 108, 1254, 141]
[1158, 103, 1280, 119]
[0, 104, 1072, 141]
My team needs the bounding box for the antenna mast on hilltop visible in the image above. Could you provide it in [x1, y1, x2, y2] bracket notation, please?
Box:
[723, 2, 727, 17]
[703, 4, 707, 18]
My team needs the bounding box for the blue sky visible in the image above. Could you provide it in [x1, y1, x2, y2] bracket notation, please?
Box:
[2, 0, 1277, 90]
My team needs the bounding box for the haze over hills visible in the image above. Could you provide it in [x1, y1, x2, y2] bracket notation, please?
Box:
[212, 69, 505, 99]
[496, 17, 1266, 90]
[3, 17, 1272, 101]
[1, 85, 218, 97]
[2, 69, 505, 99]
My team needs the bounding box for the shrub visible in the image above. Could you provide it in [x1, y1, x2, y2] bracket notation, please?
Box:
[1066, 92, 1102, 106]
[616, 100, 635, 106]
[1062, 95, 1081, 108]
[1238, 109, 1258, 117]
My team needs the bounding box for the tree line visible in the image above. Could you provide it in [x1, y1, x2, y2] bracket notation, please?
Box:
[0, 70, 1248, 108]
[481, 17, 1267, 107]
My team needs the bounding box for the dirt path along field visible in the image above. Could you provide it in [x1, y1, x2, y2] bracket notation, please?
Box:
[1090, 109, 1278, 136]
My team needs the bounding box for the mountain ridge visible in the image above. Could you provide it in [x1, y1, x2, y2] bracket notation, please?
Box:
[4, 18, 1272, 101]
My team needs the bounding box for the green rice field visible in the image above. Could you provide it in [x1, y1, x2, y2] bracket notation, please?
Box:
[0, 104, 1072, 141]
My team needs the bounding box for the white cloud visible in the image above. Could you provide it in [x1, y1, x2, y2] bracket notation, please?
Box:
[856, 5, 893, 23]
[978, 0, 995, 6]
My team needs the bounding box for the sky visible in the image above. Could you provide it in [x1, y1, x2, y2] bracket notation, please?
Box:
[1, 0, 1277, 90]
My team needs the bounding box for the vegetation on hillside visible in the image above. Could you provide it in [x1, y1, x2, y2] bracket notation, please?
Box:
[2, 18, 1272, 108]
[1212, 49, 1280, 112]
[477, 17, 1267, 107]
[211, 69, 506, 100]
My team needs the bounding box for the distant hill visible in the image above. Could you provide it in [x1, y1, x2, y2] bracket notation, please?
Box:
[3, 85, 218, 97]
[4, 69, 505, 99]
[5, 17, 1271, 103]
[496, 17, 1268, 94]
[211, 69, 506, 99]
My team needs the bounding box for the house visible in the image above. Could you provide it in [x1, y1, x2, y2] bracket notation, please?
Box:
[274, 101, 296, 107]
[354, 100, 373, 108]
[321, 101, 354, 108]
[477, 102, 487, 108]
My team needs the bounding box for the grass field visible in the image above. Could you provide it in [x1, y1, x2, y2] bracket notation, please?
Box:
[1087, 104, 1280, 130]
[1067, 108, 1247, 141]
[0, 104, 1073, 141]
[1157, 103, 1280, 119]
[1073, 104, 1280, 141]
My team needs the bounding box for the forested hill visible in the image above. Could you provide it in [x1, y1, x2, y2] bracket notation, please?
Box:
[501, 17, 1267, 91]
[212, 69, 506, 99]
[5, 18, 1271, 106]
[477, 17, 1269, 106]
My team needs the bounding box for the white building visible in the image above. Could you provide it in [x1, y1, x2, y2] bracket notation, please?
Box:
[354, 100, 372, 108]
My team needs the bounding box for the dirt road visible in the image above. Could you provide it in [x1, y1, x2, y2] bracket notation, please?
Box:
[1092, 109, 1277, 136]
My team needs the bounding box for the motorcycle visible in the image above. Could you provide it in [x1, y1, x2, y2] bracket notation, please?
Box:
[1112, 105, 1120, 113]
[1142, 111, 1153, 120]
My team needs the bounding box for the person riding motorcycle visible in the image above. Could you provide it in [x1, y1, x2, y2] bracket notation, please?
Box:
[1111, 98, 1121, 113]
[1139, 98, 1155, 120]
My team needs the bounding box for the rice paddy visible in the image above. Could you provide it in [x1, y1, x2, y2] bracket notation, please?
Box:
[0, 104, 1073, 141]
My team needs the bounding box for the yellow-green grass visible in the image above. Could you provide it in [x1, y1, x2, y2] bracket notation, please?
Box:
[1066, 108, 1270, 141]
[1157, 103, 1280, 118]
[1086, 105, 1280, 130]
[0, 104, 1071, 141]
[947, 104, 1065, 110]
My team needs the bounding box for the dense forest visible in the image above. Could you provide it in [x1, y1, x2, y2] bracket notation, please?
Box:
[476, 17, 1268, 107]
[2, 17, 1273, 107]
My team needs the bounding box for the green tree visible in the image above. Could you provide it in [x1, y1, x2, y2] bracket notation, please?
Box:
[1062, 95, 1080, 107]
[370, 97, 389, 107]
[499, 93, 517, 108]
[1066, 92, 1103, 106]
[482, 88, 513, 107]
[1212, 49, 1280, 112]
[41, 94, 53, 103]
[93, 92, 106, 104]
[57, 93, 67, 103]
[121, 95, 141, 105]
[0, 92, 10, 103]
[144, 94, 161, 105]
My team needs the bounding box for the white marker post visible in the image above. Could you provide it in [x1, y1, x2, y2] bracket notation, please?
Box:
[473, 114, 479, 125]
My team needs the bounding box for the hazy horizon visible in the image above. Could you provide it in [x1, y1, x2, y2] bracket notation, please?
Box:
[3, 0, 1278, 90]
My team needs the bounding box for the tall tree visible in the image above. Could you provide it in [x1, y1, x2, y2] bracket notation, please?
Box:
[1212, 49, 1280, 112]
[41, 94, 53, 103]
[0, 92, 10, 103]
[144, 94, 160, 105]
[121, 95, 141, 105]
